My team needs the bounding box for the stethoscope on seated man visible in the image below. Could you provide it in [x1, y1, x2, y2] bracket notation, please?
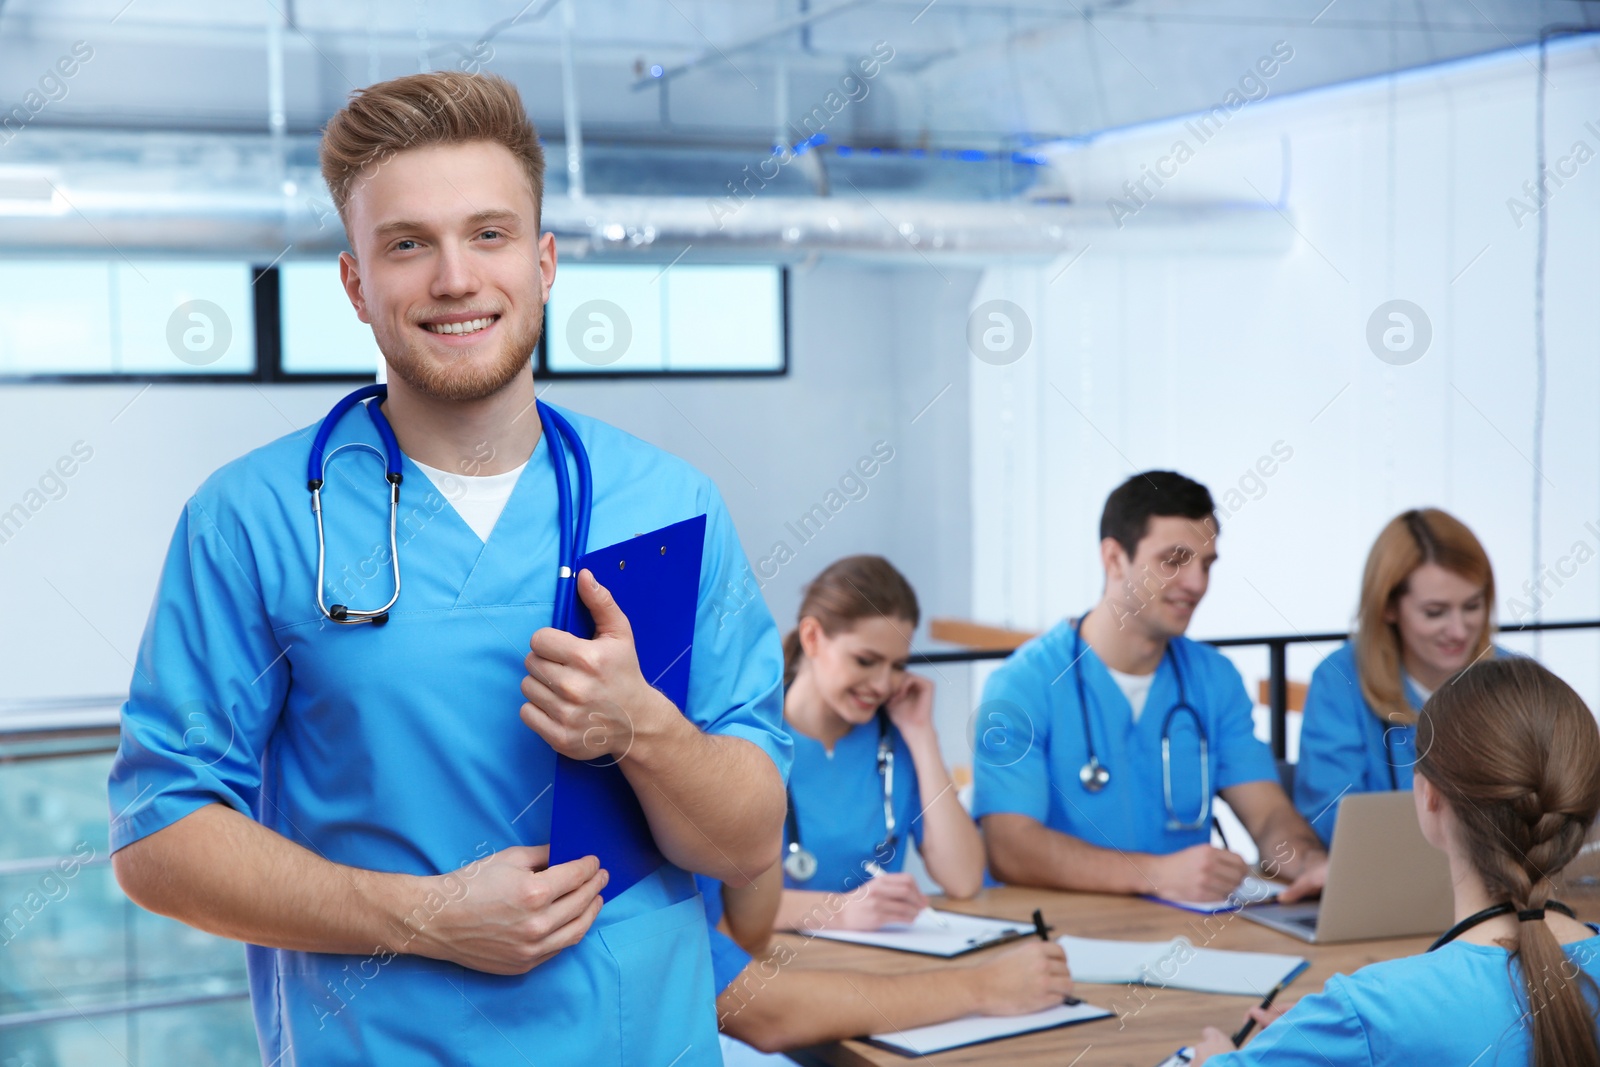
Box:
[782, 710, 897, 882]
[1070, 614, 1213, 832]
[307, 383, 593, 630]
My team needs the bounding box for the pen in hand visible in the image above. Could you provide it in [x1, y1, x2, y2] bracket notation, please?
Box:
[1032, 909, 1081, 1006]
[1231, 977, 1289, 1047]
[867, 861, 949, 928]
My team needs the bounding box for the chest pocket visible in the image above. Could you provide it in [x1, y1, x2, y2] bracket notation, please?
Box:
[598, 893, 720, 1067]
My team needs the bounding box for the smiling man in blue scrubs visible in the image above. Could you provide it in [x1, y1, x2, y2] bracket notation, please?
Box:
[107, 71, 789, 1066]
[974, 472, 1327, 904]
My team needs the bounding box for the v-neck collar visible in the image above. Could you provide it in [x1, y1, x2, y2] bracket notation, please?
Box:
[437, 431, 556, 608]
[1080, 640, 1180, 738]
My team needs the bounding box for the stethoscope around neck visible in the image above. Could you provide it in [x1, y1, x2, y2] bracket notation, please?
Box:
[783, 710, 896, 882]
[1071, 613, 1212, 831]
[306, 383, 592, 628]
[1427, 899, 1579, 951]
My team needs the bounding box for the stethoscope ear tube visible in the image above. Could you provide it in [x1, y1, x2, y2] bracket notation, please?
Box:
[1071, 612, 1212, 828]
[309, 387, 590, 629]
[310, 448, 402, 625]
[538, 401, 591, 633]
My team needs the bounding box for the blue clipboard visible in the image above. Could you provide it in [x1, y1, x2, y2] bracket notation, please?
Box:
[547, 513, 706, 896]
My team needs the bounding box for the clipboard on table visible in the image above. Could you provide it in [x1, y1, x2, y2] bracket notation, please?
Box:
[863, 999, 1113, 1057]
[804, 908, 1034, 958]
[547, 513, 706, 897]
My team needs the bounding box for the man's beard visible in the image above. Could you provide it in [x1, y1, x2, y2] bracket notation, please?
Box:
[378, 309, 541, 402]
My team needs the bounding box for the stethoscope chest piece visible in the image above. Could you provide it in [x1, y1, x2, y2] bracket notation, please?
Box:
[1069, 612, 1212, 828]
[1079, 756, 1111, 792]
[783, 842, 818, 882]
[782, 711, 897, 883]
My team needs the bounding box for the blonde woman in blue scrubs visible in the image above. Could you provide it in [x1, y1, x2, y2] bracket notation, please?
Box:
[773, 556, 985, 932]
[1295, 509, 1504, 844]
[1189, 658, 1600, 1066]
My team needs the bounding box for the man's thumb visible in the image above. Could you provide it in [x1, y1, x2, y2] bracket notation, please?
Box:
[578, 569, 631, 637]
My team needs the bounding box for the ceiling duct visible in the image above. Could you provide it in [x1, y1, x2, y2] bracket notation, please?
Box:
[0, 130, 1290, 261]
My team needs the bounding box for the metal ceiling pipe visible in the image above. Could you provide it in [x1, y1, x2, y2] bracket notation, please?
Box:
[0, 191, 1290, 260]
[559, 0, 585, 199]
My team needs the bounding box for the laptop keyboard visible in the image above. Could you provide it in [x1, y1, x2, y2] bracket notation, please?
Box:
[1286, 915, 1319, 931]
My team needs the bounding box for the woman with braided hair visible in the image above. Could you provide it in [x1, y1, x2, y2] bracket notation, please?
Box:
[1188, 656, 1600, 1066]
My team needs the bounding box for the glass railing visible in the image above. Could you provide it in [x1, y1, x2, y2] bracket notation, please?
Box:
[1, 747, 256, 1066]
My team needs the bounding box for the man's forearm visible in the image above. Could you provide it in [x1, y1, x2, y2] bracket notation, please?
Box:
[984, 814, 1158, 895]
[720, 862, 783, 953]
[620, 700, 785, 885]
[720, 962, 982, 1053]
[112, 802, 429, 956]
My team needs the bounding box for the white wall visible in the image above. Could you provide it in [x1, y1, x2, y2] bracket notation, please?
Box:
[970, 37, 1600, 712]
[0, 260, 978, 758]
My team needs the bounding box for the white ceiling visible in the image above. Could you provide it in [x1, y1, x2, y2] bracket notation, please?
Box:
[1, 0, 1596, 152]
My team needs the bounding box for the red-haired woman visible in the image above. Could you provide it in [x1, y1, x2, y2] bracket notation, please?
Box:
[1295, 509, 1504, 844]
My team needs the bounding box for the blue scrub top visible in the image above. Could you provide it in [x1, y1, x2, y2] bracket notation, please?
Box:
[1207, 928, 1600, 1065]
[971, 622, 1276, 855]
[107, 402, 792, 1067]
[695, 875, 753, 996]
[782, 715, 925, 893]
[1294, 643, 1512, 846]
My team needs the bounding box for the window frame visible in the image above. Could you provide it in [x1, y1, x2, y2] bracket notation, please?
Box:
[0, 262, 791, 384]
[534, 265, 791, 381]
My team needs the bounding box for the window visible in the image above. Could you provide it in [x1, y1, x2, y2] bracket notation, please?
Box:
[0, 259, 254, 378]
[542, 263, 787, 377]
[0, 259, 788, 381]
[278, 260, 382, 376]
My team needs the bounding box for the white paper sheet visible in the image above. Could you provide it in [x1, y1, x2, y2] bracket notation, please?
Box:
[868, 998, 1113, 1055]
[1059, 933, 1307, 996]
[804, 908, 1032, 957]
[1148, 874, 1283, 914]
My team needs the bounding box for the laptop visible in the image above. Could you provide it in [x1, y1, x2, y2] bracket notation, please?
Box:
[1240, 790, 1454, 943]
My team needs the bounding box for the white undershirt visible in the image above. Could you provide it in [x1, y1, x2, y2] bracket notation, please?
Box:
[1106, 665, 1157, 724]
[1405, 672, 1435, 704]
[409, 457, 528, 542]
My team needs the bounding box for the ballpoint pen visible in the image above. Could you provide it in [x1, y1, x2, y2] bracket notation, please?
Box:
[1032, 909, 1082, 1006]
[1231, 970, 1298, 1046]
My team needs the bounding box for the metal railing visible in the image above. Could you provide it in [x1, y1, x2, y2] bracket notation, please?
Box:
[4, 618, 1599, 764]
[911, 617, 1600, 759]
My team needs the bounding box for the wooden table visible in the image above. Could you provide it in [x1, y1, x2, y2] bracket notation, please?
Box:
[780, 883, 1600, 1067]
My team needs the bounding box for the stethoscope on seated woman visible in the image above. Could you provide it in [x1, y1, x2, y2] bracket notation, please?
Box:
[1070, 614, 1213, 832]
[783, 709, 896, 882]
[1427, 899, 1582, 951]
[307, 383, 593, 630]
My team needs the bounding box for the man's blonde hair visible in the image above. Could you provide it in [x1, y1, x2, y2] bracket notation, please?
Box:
[318, 70, 546, 234]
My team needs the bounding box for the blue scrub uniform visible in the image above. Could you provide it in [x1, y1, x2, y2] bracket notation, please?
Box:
[782, 717, 925, 893]
[1206, 927, 1600, 1065]
[696, 877, 796, 1067]
[697, 876, 753, 997]
[107, 402, 792, 1067]
[971, 622, 1277, 855]
[1294, 643, 1511, 846]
